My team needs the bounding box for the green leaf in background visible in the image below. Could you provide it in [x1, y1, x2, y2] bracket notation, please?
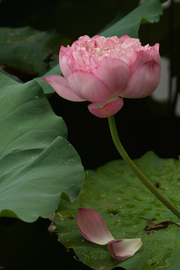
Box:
[0, 26, 71, 80]
[100, 0, 163, 38]
[0, 69, 84, 222]
[55, 152, 180, 270]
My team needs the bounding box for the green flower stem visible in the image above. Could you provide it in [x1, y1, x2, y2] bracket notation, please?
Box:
[108, 115, 180, 219]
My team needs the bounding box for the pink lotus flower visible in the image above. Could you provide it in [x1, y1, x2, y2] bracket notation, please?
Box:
[43, 35, 161, 118]
[77, 208, 142, 261]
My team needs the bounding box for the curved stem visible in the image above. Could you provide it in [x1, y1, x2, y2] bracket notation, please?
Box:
[108, 115, 180, 219]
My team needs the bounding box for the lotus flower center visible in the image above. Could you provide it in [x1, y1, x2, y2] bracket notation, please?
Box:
[69, 35, 151, 71]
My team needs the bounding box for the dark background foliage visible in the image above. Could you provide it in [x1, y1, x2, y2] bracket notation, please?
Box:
[0, 0, 139, 39]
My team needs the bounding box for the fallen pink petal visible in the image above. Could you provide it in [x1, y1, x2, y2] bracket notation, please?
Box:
[108, 238, 142, 261]
[77, 208, 142, 261]
[77, 208, 114, 245]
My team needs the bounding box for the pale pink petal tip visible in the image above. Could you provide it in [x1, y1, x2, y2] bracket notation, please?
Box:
[43, 75, 85, 102]
[77, 208, 114, 245]
[108, 238, 142, 261]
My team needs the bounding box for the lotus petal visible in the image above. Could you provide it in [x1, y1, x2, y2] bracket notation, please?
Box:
[88, 96, 123, 118]
[43, 75, 85, 101]
[68, 71, 112, 103]
[77, 208, 114, 245]
[108, 238, 142, 261]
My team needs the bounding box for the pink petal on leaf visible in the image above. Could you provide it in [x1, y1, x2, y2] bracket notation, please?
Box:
[88, 96, 123, 118]
[68, 71, 112, 103]
[77, 208, 114, 245]
[108, 238, 142, 261]
[43, 75, 85, 101]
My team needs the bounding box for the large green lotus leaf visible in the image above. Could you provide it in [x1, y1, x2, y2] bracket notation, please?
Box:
[0, 69, 84, 222]
[55, 152, 180, 270]
[100, 0, 162, 38]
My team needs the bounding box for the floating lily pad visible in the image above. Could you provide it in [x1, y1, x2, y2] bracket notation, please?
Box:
[55, 152, 180, 270]
[0, 69, 84, 222]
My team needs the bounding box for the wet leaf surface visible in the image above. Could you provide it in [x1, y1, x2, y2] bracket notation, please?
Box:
[55, 152, 180, 270]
